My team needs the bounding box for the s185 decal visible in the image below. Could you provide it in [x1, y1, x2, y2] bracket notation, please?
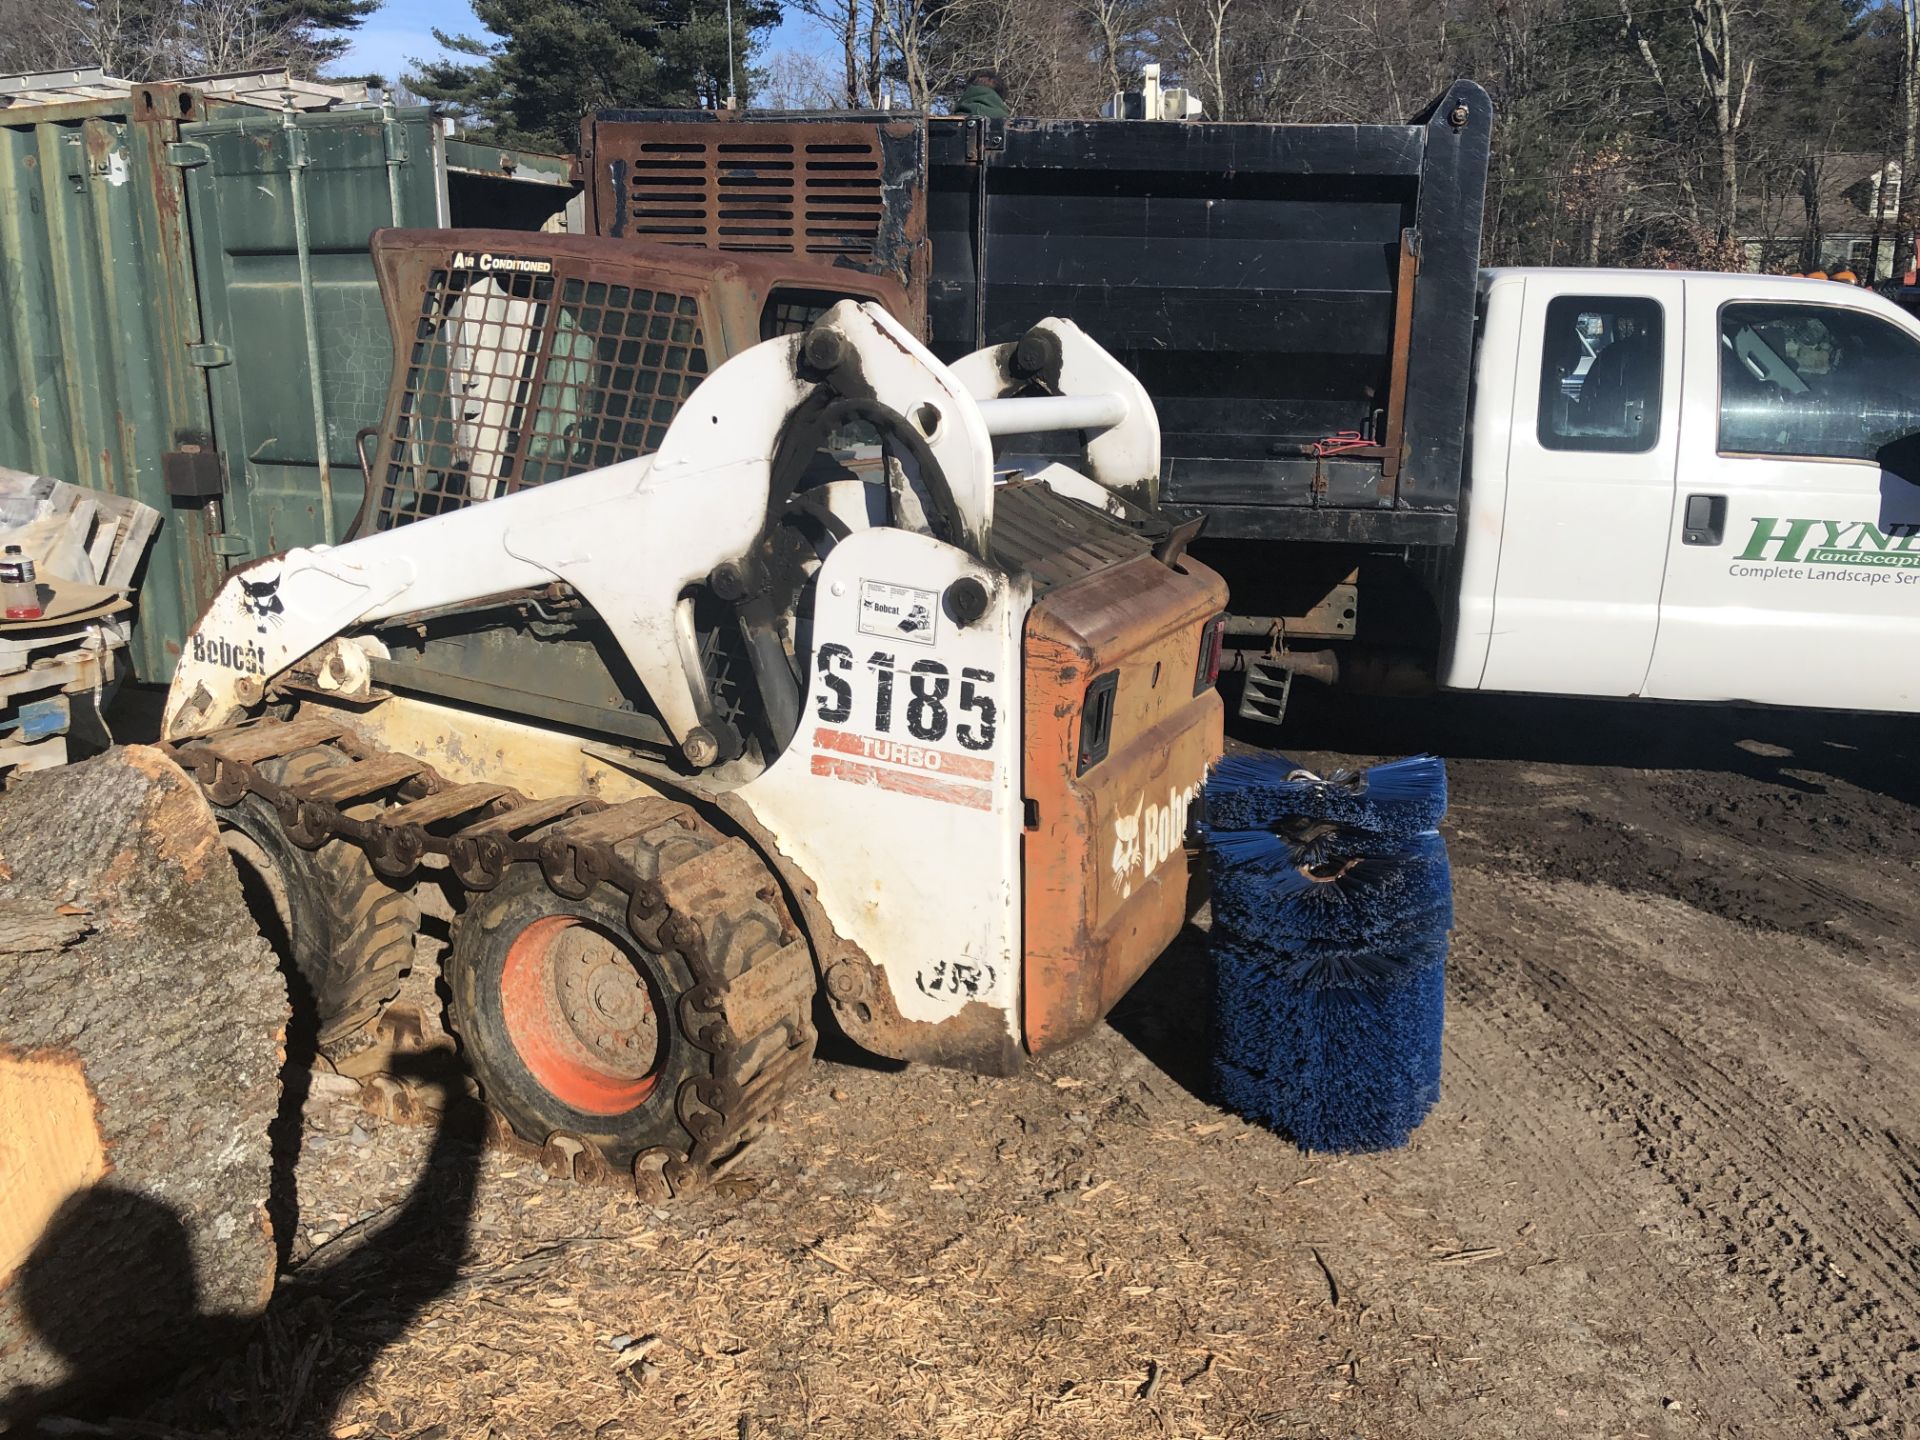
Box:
[814, 645, 997, 750]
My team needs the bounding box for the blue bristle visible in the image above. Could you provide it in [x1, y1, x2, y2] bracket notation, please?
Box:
[1203, 751, 1452, 1154]
[1211, 934, 1448, 1152]
[1205, 752, 1448, 838]
[1208, 829, 1453, 947]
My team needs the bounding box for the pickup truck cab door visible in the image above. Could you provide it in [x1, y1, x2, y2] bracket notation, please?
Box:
[1476, 273, 1684, 695]
[1643, 286, 1920, 710]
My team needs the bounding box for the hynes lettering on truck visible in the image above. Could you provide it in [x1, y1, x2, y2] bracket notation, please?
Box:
[1730, 517, 1920, 583]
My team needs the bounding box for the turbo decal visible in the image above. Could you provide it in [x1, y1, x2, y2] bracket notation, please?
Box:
[812, 727, 995, 780]
[809, 727, 993, 810]
[809, 755, 993, 810]
[915, 957, 997, 1001]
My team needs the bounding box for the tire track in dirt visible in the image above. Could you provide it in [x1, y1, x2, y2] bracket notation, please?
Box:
[1438, 911, 1804, 1436]
[1455, 874, 1920, 1434]
[1448, 763, 1919, 956]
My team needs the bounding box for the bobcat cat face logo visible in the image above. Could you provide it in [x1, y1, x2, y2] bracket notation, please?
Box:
[1110, 796, 1145, 896]
[238, 575, 285, 635]
[1109, 782, 1202, 900]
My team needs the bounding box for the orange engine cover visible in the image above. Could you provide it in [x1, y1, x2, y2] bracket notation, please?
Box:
[1021, 552, 1227, 1054]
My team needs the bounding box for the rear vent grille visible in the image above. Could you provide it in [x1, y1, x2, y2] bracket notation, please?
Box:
[627, 133, 886, 257]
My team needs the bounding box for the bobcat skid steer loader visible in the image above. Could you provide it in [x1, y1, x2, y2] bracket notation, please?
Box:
[160, 233, 1227, 1199]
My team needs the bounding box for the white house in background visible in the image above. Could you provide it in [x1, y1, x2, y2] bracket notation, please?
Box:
[1741, 155, 1904, 280]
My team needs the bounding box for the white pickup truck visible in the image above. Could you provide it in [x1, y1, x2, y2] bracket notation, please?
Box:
[1442, 270, 1920, 714]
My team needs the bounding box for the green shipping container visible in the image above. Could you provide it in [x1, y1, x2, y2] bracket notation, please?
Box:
[0, 80, 574, 680]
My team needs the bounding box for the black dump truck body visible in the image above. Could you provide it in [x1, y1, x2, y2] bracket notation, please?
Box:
[579, 82, 1491, 549]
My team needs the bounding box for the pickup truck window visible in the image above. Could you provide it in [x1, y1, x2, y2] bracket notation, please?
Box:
[1719, 302, 1920, 463]
[1537, 296, 1664, 453]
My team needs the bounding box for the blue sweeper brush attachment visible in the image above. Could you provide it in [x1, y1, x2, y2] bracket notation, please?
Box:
[1203, 752, 1452, 1153]
[1205, 751, 1447, 838]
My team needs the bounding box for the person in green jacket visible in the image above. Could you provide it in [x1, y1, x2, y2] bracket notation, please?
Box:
[956, 69, 1011, 118]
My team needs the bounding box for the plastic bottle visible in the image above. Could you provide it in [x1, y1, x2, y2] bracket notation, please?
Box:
[1, 545, 43, 621]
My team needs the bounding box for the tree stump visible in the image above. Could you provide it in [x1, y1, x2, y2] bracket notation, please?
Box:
[0, 745, 287, 1417]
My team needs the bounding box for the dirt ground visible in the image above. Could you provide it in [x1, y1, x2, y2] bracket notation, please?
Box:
[46, 692, 1920, 1440]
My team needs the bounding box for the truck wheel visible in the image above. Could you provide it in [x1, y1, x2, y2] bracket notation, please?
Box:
[445, 866, 712, 1171]
[217, 747, 419, 1049]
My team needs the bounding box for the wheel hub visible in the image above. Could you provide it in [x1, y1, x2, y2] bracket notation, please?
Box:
[500, 916, 664, 1115]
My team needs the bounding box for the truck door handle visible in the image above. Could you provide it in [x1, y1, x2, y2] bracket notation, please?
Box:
[1683, 493, 1726, 546]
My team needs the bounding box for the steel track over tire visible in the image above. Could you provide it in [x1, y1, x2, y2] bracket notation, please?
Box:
[444, 824, 812, 1178]
[217, 747, 419, 1048]
[171, 713, 817, 1195]
[446, 867, 705, 1170]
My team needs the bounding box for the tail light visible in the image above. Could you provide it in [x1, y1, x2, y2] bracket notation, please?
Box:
[1194, 614, 1227, 695]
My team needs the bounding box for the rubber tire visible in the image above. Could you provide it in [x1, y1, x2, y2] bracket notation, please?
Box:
[217, 747, 419, 1049]
[445, 866, 713, 1169]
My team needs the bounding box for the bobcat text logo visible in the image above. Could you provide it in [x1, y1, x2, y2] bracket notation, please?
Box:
[1109, 781, 1201, 899]
[190, 633, 266, 676]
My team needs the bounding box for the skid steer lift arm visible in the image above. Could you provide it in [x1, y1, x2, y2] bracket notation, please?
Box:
[162, 302, 1152, 763]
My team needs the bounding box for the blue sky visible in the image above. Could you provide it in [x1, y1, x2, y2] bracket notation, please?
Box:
[340, 1, 827, 84]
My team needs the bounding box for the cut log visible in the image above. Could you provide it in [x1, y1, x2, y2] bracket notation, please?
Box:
[0, 746, 288, 1419]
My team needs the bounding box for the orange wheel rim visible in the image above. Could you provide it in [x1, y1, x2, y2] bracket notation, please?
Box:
[499, 915, 663, 1115]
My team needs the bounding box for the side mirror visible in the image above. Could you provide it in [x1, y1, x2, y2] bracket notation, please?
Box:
[1875, 432, 1920, 490]
[1878, 462, 1920, 533]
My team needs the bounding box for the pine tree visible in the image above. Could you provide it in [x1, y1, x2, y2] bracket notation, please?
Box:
[408, 0, 781, 152]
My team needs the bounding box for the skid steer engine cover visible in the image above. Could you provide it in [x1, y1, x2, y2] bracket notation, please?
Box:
[1009, 503, 1227, 1052]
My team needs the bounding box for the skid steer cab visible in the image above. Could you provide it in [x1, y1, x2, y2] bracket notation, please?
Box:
[162, 250, 1224, 1198]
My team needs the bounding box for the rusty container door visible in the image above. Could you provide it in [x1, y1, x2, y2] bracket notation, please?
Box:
[176, 106, 450, 559]
[0, 84, 229, 680]
[179, 109, 579, 565]
[1020, 552, 1227, 1053]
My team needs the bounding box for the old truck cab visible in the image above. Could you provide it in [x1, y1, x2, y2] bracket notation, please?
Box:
[1446, 270, 1920, 712]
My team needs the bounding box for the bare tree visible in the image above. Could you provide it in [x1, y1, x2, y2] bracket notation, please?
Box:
[926, 0, 1116, 115]
[1169, 0, 1235, 120]
[1895, 0, 1920, 282]
[750, 0, 1895, 271]
[59, 0, 306, 80]
[1690, 0, 1757, 240]
[0, 0, 86, 73]
[1615, 0, 1706, 230]
[192, 0, 287, 73]
[874, 0, 944, 108]
[756, 46, 846, 109]
[788, 0, 885, 108]
[1082, 0, 1148, 102]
